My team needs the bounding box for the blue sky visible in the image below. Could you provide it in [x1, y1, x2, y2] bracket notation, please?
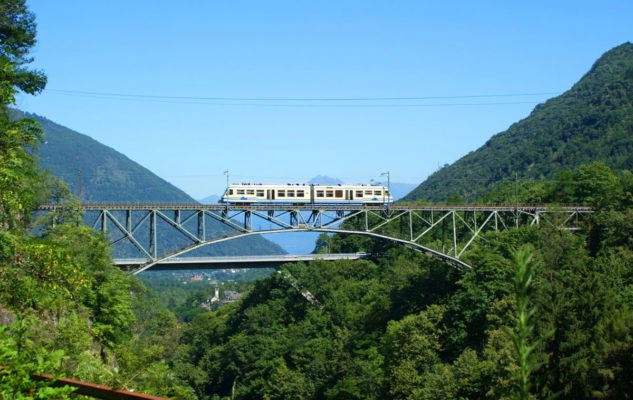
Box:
[17, 0, 633, 199]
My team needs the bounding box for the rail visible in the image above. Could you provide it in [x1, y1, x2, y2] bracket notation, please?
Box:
[39, 203, 593, 212]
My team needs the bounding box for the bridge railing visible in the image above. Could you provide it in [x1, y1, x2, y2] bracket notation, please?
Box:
[0, 367, 168, 400]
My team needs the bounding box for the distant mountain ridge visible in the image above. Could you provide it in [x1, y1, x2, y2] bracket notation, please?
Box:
[308, 175, 344, 185]
[403, 42, 633, 202]
[386, 182, 417, 201]
[15, 111, 195, 203]
[14, 110, 284, 256]
[198, 194, 221, 204]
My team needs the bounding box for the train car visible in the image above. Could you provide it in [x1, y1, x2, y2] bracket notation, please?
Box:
[220, 183, 393, 205]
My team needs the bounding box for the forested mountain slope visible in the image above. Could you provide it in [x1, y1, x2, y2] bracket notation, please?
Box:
[12, 110, 284, 256]
[176, 162, 633, 399]
[13, 110, 199, 202]
[404, 42, 633, 202]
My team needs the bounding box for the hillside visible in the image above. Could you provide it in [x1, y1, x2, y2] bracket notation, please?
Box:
[175, 163, 633, 399]
[14, 110, 195, 202]
[404, 42, 633, 202]
[13, 110, 284, 256]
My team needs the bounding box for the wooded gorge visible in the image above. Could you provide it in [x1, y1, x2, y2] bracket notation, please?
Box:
[2, 1, 633, 399]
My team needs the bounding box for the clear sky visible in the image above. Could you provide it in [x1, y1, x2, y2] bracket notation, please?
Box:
[16, 0, 633, 199]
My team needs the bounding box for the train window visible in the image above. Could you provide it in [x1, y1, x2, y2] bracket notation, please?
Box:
[316, 190, 324, 197]
[297, 190, 305, 197]
[355, 190, 363, 197]
[374, 190, 382, 196]
[256, 190, 265, 197]
[287, 190, 295, 197]
[278, 190, 286, 197]
[365, 190, 372, 195]
[326, 190, 334, 198]
[229, 189, 234, 195]
[335, 190, 343, 198]
[247, 189, 255, 195]
[237, 189, 245, 195]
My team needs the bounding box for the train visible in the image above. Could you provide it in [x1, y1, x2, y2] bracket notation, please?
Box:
[220, 183, 394, 205]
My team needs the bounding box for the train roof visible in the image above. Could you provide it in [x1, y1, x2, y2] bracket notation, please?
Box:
[228, 183, 387, 187]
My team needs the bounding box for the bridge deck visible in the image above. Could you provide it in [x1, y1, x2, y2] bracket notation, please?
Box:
[116, 253, 370, 270]
[40, 203, 593, 212]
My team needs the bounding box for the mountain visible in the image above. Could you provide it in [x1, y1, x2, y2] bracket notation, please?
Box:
[18, 111, 194, 203]
[388, 182, 417, 200]
[308, 175, 344, 185]
[403, 42, 633, 202]
[306, 176, 415, 200]
[14, 110, 284, 256]
[198, 194, 221, 204]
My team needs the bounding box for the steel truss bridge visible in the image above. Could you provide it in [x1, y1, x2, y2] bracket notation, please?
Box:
[39, 204, 591, 273]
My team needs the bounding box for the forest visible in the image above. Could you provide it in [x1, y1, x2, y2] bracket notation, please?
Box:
[2, 1, 633, 399]
[170, 162, 633, 399]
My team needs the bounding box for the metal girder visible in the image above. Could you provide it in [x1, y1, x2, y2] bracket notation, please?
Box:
[39, 204, 592, 273]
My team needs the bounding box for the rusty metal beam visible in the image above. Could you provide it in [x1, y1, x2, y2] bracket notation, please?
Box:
[30, 373, 168, 400]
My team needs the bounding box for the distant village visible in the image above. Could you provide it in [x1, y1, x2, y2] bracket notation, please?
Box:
[183, 269, 244, 283]
[141, 268, 264, 310]
[200, 287, 243, 310]
[156, 267, 269, 285]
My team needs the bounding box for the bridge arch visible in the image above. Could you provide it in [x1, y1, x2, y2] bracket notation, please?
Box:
[132, 227, 470, 274]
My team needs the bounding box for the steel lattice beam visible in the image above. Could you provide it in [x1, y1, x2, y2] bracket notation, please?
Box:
[39, 204, 592, 273]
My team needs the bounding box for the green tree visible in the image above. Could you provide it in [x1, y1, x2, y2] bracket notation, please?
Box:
[0, 0, 48, 231]
[0, 0, 47, 103]
[510, 246, 543, 400]
[381, 305, 445, 399]
[313, 233, 331, 253]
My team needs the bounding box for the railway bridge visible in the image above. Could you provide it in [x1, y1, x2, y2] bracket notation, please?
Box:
[39, 203, 591, 274]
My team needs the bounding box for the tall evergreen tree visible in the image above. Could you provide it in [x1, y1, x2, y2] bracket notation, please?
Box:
[0, 0, 48, 230]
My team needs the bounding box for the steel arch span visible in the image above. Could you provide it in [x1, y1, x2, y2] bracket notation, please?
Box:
[39, 204, 592, 274]
[126, 228, 468, 274]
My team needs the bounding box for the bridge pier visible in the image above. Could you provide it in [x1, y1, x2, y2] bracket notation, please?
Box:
[198, 210, 205, 241]
[150, 210, 157, 259]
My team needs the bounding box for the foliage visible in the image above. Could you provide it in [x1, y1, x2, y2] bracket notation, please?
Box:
[0, 220, 197, 396]
[0, 2, 196, 397]
[0, 116, 47, 231]
[173, 162, 633, 399]
[510, 246, 544, 400]
[0, 321, 75, 399]
[3, 4, 633, 398]
[139, 272, 269, 322]
[0, 0, 46, 104]
[0, 0, 49, 231]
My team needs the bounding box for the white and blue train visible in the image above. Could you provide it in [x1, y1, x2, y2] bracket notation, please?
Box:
[220, 183, 393, 205]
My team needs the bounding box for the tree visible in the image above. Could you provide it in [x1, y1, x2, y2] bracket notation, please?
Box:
[0, 0, 48, 231]
[0, 0, 47, 104]
[381, 305, 445, 399]
[510, 246, 543, 400]
[313, 233, 331, 253]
